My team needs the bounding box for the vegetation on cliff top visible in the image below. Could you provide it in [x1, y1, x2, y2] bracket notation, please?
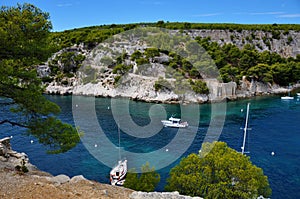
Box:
[49, 22, 300, 50]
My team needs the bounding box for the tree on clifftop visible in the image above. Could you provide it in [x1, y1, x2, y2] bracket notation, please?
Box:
[165, 142, 271, 199]
[0, 3, 80, 154]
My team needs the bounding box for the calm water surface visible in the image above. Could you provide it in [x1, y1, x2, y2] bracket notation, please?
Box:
[1, 95, 299, 198]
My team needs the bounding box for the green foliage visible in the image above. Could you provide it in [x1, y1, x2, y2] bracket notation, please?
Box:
[48, 51, 85, 77]
[136, 58, 149, 66]
[112, 64, 132, 74]
[0, 3, 80, 154]
[219, 64, 240, 83]
[287, 36, 293, 45]
[124, 162, 160, 192]
[189, 79, 209, 94]
[195, 37, 300, 85]
[130, 50, 143, 60]
[0, 3, 53, 63]
[114, 75, 121, 85]
[272, 30, 281, 40]
[29, 117, 81, 154]
[165, 142, 272, 199]
[271, 62, 295, 86]
[247, 64, 273, 83]
[46, 21, 299, 86]
[154, 77, 172, 91]
[144, 48, 160, 58]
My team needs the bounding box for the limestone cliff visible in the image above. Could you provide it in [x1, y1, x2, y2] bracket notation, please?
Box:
[184, 29, 299, 58]
[38, 28, 300, 103]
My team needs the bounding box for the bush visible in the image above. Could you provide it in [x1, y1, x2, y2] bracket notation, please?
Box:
[154, 77, 172, 91]
[189, 79, 209, 94]
[124, 162, 160, 192]
[165, 142, 272, 199]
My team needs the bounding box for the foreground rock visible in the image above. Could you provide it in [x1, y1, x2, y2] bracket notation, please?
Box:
[1, 137, 205, 199]
[0, 137, 133, 199]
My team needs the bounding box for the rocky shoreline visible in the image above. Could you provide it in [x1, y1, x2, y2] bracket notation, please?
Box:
[44, 76, 299, 104]
[0, 137, 202, 199]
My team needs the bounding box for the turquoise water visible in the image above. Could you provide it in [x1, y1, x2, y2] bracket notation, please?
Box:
[1, 95, 300, 198]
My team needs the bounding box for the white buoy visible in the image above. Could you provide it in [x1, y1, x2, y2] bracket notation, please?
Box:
[30, 140, 34, 144]
[75, 104, 78, 107]
[241, 109, 243, 112]
[271, 151, 275, 156]
[108, 106, 110, 110]
[94, 144, 98, 148]
[10, 135, 13, 139]
[166, 148, 169, 152]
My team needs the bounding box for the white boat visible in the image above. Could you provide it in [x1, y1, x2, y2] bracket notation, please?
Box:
[281, 84, 294, 100]
[110, 125, 127, 186]
[297, 93, 300, 96]
[281, 96, 294, 100]
[161, 117, 188, 128]
[110, 159, 127, 186]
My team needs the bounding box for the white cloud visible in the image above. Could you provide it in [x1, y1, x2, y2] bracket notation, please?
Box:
[250, 11, 284, 15]
[194, 13, 222, 17]
[278, 14, 300, 18]
[57, 3, 73, 7]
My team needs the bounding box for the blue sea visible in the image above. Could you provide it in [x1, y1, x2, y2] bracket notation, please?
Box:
[1, 95, 300, 198]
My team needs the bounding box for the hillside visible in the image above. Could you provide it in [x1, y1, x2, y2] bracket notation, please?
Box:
[49, 23, 300, 58]
[39, 23, 300, 103]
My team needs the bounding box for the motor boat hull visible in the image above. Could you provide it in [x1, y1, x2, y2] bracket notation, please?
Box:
[281, 96, 294, 100]
[161, 117, 188, 128]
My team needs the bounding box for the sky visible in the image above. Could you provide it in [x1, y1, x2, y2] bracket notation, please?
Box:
[1, 0, 300, 31]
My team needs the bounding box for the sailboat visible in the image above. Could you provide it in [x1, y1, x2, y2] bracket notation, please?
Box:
[110, 125, 127, 186]
[241, 103, 251, 155]
[281, 84, 294, 100]
[110, 159, 127, 186]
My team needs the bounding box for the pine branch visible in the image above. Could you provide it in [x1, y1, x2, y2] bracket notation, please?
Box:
[0, 119, 28, 128]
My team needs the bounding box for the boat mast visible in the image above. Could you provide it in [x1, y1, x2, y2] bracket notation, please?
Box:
[118, 124, 121, 160]
[241, 103, 250, 155]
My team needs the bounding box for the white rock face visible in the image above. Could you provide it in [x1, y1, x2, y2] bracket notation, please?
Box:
[44, 28, 300, 102]
[184, 29, 300, 58]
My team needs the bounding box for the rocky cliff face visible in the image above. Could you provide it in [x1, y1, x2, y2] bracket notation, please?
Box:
[39, 28, 299, 103]
[184, 29, 299, 58]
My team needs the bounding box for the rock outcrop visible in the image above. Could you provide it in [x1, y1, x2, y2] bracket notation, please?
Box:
[183, 29, 300, 58]
[40, 28, 299, 103]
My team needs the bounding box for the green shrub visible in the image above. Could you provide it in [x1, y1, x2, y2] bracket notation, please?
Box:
[165, 142, 272, 199]
[124, 162, 160, 192]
